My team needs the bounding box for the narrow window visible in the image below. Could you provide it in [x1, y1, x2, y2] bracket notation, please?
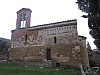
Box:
[25, 34, 27, 42]
[21, 20, 26, 28]
[54, 37, 57, 43]
[46, 48, 51, 60]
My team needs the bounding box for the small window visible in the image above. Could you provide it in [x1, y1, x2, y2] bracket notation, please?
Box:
[25, 34, 27, 42]
[56, 63, 60, 67]
[54, 37, 57, 43]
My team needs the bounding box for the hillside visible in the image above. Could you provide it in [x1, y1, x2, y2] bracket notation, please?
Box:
[0, 37, 11, 60]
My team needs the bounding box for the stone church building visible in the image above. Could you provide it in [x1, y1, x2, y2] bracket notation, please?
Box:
[9, 8, 89, 68]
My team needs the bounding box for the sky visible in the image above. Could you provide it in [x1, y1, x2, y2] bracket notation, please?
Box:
[0, 0, 96, 49]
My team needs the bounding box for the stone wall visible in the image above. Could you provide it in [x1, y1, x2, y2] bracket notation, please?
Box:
[10, 23, 89, 68]
[11, 23, 78, 48]
[9, 43, 89, 68]
[10, 8, 89, 68]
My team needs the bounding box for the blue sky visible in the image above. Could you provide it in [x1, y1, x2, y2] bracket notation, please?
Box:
[0, 0, 96, 49]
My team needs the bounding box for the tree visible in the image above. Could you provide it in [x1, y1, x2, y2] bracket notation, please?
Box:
[76, 0, 100, 50]
[87, 42, 92, 51]
[0, 38, 10, 54]
[87, 42, 94, 66]
[87, 42, 100, 68]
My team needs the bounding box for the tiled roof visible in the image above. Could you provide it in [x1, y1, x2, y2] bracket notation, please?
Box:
[29, 19, 77, 29]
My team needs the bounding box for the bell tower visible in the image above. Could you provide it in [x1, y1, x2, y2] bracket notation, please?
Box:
[16, 8, 32, 29]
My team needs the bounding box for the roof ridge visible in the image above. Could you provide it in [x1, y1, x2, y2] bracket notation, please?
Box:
[30, 19, 77, 28]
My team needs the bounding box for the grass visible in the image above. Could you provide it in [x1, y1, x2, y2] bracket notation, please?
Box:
[0, 63, 80, 75]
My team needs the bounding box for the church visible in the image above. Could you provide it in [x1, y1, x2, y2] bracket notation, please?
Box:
[9, 8, 89, 68]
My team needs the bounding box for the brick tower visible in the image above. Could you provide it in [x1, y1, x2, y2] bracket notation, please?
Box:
[16, 8, 32, 29]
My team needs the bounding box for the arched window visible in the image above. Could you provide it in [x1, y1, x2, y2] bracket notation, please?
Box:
[20, 13, 26, 28]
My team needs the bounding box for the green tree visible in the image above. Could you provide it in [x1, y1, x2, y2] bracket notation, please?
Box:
[87, 42, 94, 66]
[0, 38, 10, 54]
[76, 0, 100, 50]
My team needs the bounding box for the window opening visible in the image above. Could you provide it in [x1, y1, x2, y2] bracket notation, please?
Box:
[25, 34, 27, 42]
[20, 13, 26, 28]
[56, 63, 60, 67]
[54, 37, 57, 43]
[46, 48, 51, 60]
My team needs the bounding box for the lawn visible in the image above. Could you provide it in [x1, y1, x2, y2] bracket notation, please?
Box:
[0, 63, 80, 75]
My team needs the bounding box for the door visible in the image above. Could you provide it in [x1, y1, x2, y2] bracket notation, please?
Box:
[46, 48, 51, 60]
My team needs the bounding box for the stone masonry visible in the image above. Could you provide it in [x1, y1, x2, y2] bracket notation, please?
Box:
[9, 8, 90, 68]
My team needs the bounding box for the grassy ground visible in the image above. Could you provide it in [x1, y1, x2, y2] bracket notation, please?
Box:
[0, 63, 80, 75]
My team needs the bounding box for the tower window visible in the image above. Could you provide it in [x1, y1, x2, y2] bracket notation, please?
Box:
[54, 37, 57, 43]
[20, 13, 26, 28]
